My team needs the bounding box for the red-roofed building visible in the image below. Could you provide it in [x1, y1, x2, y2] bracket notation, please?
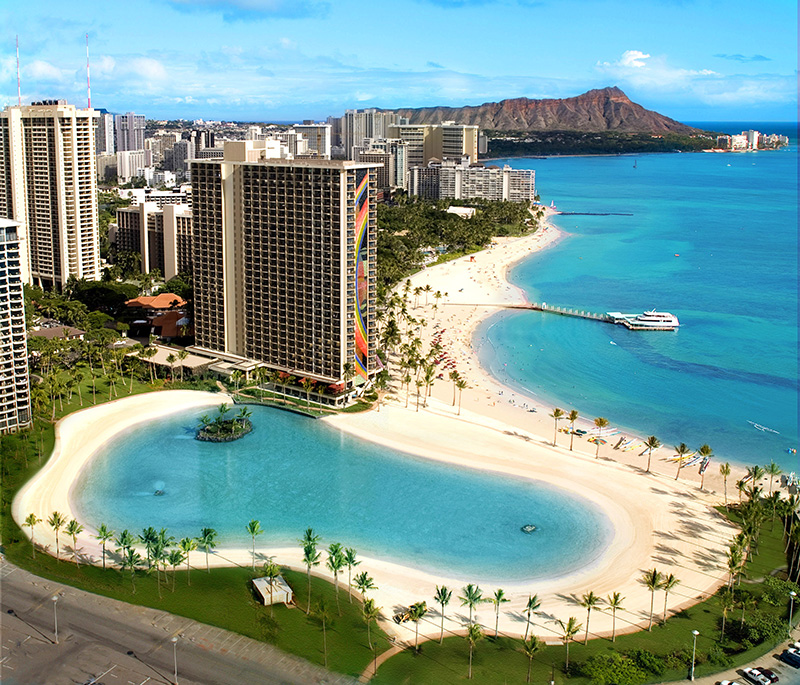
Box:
[125, 293, 187, 310]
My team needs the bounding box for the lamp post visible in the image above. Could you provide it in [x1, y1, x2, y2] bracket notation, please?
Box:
[690, 629, 699, 681]
[51, 595, 59, 645]
[171, 636, 178, 685]
[789, 591, 797, 637]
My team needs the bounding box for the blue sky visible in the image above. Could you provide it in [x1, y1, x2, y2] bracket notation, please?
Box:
[1, 0, 797, 122]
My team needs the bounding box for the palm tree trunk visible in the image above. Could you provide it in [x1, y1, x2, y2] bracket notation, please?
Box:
[612, 609, 617, 642]
[648, 592, 655, 630]
[585, 610, 590, 644]
[469, 643, 474, 679]
[524, 612, 530, 641]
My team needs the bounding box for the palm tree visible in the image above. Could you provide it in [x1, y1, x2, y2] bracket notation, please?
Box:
[93, 523, 114, 570]
[165, 353, 177, 382]
[567, 410, 579, 451]
[300, 377, 315, 409]
[167, 549, 185, 592]
[550, 408, 564, 446]
[661, 573, 680, 622]
[642, 568, 663, 630]
[48, 511, 67, 560]
[114, 529, 135, 563]
[246, 519, 263, 571]
[362, 597, 381, 652]
[23, 513, 41, 559]
[521, 636, 543, 684]
[121, 548, 143, 593]
[139, 526, 159, 568]
[179, 537, 197, 585]
[580, 590, 601, 644]
[644, 435, 661, 472]
[326, 543, 346, 614]
[343, 548, 360, 603]
[606, 592, 625, 642]
[719, 589, 735, 641]
[313, 599, 334, 669]
[261, 560, 281, 615]
[698, 444, 714, 490]
[455, 378, 468, 415]
[556, 617, 582, 670]
[65, 519, 83, 566]
[354, 571, 376, 600]
[460, 584, 483, 625]
[449, 370, 460, 406]
[489, 588, 510, 639]
[466, 623, 483, 679]
[303, 542, 321, 614]
[523, 594, 541, 641]
[177, 349, 188, 382]
[720, 462, 732, 507]
[196, 527, 217, 573]
[765, 460, 782, 496]
[230, 369, 243, 393]
[593, 417, 609, 457]
[409, 602, 428, 651]
[434, 585, 453, 643]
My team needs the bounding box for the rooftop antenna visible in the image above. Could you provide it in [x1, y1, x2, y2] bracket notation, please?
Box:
[16, 35, 21, 106]
[86, 33, 92, 109]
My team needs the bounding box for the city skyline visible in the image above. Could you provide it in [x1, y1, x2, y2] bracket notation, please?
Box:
[1, 0, 797, 123]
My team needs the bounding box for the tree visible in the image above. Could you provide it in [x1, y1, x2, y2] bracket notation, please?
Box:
[489, 588, 510, 639]
[139, 526, 159, 568]
[580, 590, 601, 644]
[556, 616, 582, 670]
[550, 407, 564, 446]
[606, 592, 625, 642]
[642, 568, 663, 630]
[466, 623, 483, 679]
[179, 537, 197, 585]
[765, 460, 782, 496]
[362, 597, 381, 652]
[593, 417, 609, 457]
[65, 519, 84, 566]
[121, 548, 143, 593]
[661, 573, 680, 622]
[246, 519, 263, 571]
[167, 549, 185, 592]
[455, 378, 468, 415]
[326, 543, 346, 615]
[47, 511, 67, 561]
[165, 353, 177, 381]
[23, 513, 41, 559]
[354, 571, 376, 600]
[409, 601, 428, 651]
[177, 349, 188, 382]
[344, 548, 360, 603]
[300, 377, 315, 409]
[644, 435, 661, 472]
[698, 444, 714, 490]
[312, 599, 334, 668]
[720, 462, 731, 508]
[521, 636, 543, 684]
[261, 560, 281, 616]
[196, 527, 217, 573]
[114, 529, 135, 562]
[460, 584, 483, 625]
[674, 443, 690, 480]
[567, 410, 579, 451]
[719, 589, 735, 641]
[303, 542, 321, 614]
[434, 585, 453, 643]
[523, 594, 541, 641]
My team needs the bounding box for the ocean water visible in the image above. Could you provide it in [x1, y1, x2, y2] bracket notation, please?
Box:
[73, 406, 613, 582]
[477, 123, 798, 472]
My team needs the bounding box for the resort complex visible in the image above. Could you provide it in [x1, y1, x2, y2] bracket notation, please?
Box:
[0, 92, 797, 685]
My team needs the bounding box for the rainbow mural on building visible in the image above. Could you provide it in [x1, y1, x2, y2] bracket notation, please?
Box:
[354, 169, 370, 379]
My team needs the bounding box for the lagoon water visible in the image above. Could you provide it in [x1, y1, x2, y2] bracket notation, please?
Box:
[73, 406, 613, 582]
[478, 123, 798, 472]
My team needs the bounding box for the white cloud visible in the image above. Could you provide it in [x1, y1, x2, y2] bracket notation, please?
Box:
[619, 50, 651, 68]
[127, 58, 169, 82]
[27, 60, 69, 82]
[597, 51, 718, 89]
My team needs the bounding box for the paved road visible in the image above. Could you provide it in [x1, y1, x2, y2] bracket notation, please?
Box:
[0, 558, 358, 685]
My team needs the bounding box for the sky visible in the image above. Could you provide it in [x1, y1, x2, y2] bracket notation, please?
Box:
[1, 0, 797, 123]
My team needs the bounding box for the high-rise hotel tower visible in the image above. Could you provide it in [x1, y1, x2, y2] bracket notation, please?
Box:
[0, 219, 31, 434]
[1, 101, 100, 289]
[191, 142, 380, 387]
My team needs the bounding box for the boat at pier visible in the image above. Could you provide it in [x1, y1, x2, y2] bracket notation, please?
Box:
[606, 310, 680, 331]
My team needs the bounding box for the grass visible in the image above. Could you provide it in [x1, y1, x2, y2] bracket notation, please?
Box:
[1, 370, 383, 677]
[373, 509, 796, 684]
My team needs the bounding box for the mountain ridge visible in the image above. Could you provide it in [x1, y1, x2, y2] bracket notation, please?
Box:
[391, 87, 700, 134]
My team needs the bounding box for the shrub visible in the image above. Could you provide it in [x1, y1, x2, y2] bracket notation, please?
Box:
[627, 648, 666, 675]
[762, 576, 799, 606]
[581, 653, 648, 685]
[731, 610, 788, 648]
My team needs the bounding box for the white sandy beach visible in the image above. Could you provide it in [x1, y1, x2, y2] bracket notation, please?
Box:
[13, 215, 767, 647]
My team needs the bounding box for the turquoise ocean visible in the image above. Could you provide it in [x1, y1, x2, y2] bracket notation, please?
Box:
[476, 123, 798, 473]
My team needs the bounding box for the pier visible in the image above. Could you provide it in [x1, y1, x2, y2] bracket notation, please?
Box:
[509, 303, 679, 330]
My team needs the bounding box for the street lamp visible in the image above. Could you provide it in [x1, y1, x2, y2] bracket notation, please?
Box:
[690, 629, 699, 681]
[51, 595, 59, 645]
[171, 636, 178, 685]
[789, 591, 797, 637]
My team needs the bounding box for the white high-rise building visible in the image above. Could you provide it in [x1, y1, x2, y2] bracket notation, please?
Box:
[96, 112, 115, 154]
[0, 101, 101, 288]
[114, 112, 146, 152]
[0, 218, 31, 434]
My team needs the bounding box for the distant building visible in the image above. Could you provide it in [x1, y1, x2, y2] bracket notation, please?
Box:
[114, 112, 146, 152]
[0, 101, 101, 289]
[117, 149, 152, 182]
[341, 109, 407, 159]
[96, 112, 115, 155]
[110, 202, 193, 279]
[119, 187, 192, 208]
[387, 122, 479, 167]
[0, 219, 31, 434]
[191, 142, 380, 389]
[411, 158, 535, 203]
[353, 138, 409, 190]
[293, 123, 332, 159]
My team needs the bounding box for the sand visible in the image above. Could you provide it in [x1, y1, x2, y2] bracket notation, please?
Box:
[14, 214, 764, 646]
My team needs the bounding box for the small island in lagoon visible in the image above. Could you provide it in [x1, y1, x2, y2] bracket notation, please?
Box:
[196, 404, 253, 442]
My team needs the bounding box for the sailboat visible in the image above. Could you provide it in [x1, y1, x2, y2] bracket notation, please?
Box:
[633, 159, 638, 169]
